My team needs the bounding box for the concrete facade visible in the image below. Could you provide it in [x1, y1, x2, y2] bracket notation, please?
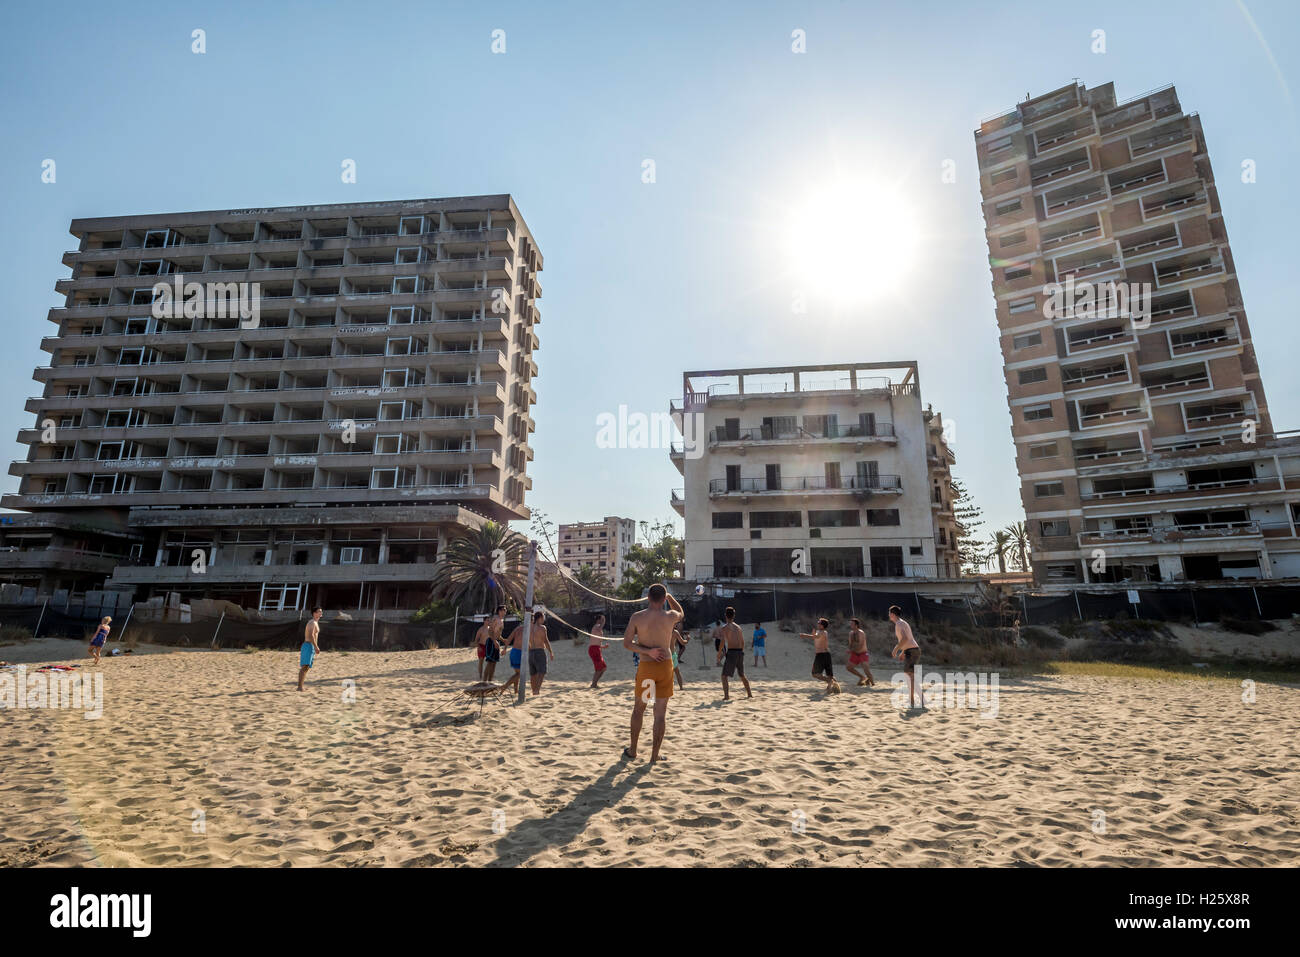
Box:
[669, 363, 964, 594]
[3, 195, 541, 610]
[557, 516, 637, 587]
[976, 82, 1300, 584]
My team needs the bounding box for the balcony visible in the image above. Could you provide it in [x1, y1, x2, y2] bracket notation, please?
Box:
[1107, 161, 1167, 196]
[1081, 475, 1278, 502]
[1154, 253, 1223, 288]
[1129, 121, 1193, 157]
[1141, 364, 1210, 395]
[1077, 397, 1148, 429]
[670, 488, 685, 516]
[1030, 150, 1092, 187]
[692, 562, 960, 581]
[1169, 321, 1239, 356]
[1043, 178, 1108, 216]
[1061, 360, 1130, 390]
[708, 474, 902, 496]
[1141, 188, 1206, 220]
[1041, 215, 1102, 252]
[708, 422, 896, 445]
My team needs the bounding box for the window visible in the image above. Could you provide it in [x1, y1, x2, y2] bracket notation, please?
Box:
[1000, 229, 1026, 247]
[1012, 330, 1042, 350]
[713, 548, 745, 577]
[376, 434, 402, 455]
[995, 198, 1022, 216]
[711, 512, 743, 529]
[1018, 367, 1048, 385]
[339, 547, 363, 564]
[392, 277, 417, 295]
[1004, 264, 1031, 281]
[991, 169, 1018, 187]
[1040, 520, 1070, 536]
[1028, 441, 1058, 459]
[866, 509, 900, 526]
[1022, 403, 1054, 422]
[808, 509, 860, 528]
[395, 247, 420, 265]
[869, 546, 904, 577]
[1009, 297, 1037, 314]
[909, 545, 924, 556]
[750, 511, 801, 528]
[987, 135, 1013, 154]
[1034, 481, 1065, 497]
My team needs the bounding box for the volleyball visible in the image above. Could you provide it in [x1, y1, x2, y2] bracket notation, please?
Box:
[694, 585, 705, 596]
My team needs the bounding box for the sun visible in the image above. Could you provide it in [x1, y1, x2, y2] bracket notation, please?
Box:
[784, 179, 921, 304]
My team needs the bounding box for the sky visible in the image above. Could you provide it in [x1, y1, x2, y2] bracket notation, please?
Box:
[1, 0, 1298, 547]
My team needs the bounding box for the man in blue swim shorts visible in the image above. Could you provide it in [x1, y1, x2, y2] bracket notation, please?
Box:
[298, 607, 322, 691]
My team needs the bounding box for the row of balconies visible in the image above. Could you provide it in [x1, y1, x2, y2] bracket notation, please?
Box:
[706, 474, 904, 494]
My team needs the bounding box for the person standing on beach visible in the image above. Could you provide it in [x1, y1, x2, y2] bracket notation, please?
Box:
[799, 617, 841, 694]
[714, 606, 752, 701]
[622, 583, 682, 763]
[845, 618, 875, 687]
[751, 622, 767, 667]
[502, 610, 553, 696]
[298, 607, 322, 692]
[482, 605, 505, 682]
[87, 616, 111, 665]
[473, 612, 496, 681]
[671, 624, 690, 691]
[588, 612, 609, 688]
[889, 605, 923, 708]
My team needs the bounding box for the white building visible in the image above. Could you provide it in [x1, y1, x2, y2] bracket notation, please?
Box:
[557, 516, 638, 587]
[669, 363, 964, 594]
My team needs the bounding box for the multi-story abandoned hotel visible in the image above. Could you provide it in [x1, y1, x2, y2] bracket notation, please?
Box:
[976, 81, 1300, 585]
[0, 195, 540, 611]
[669, 363, 963, 593]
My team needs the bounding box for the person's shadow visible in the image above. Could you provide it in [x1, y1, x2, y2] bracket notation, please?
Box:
[487, 760, 651, 866]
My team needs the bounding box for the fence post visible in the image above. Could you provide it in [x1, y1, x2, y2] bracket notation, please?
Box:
[1073, 588, 1083, 621]
[1252, 586, 1262, 619]
[1021, 593, 1029, 626]
[32, 597, 48, 639]
[452, 605, 459, 648]
[849, 581, 855, 618]
[913, 591, 922, 623]
[772, 587, 777, 623]
[1189, 587, 1199, 625]
[210, 610, 225, 649]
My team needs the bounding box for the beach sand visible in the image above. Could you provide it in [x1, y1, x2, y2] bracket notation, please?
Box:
[2, 629, 1298, 867]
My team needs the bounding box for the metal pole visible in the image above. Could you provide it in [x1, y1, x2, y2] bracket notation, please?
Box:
[116, 602, 135, 646]
[913, 591, 922, 623]
[849, 580, 855, 618]
[772, 586, 777, 623]
[452, 605, 459, 648]
[370, 593, 378, 649]
[517, 541, 538, 705]
[1252, 586, 1262, 619]
[1073, 588, 1083, 621]
[210, 610, 226, 649]
[1189, 587, 1199, 626]
[33, 597, 48, 639]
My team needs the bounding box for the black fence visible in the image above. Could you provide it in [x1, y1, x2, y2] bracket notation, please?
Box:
[1017, 584, 1300, 625]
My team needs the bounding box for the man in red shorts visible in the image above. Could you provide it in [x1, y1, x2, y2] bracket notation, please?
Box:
[846, 617, 875, 687]
[588, 611, 610, 688]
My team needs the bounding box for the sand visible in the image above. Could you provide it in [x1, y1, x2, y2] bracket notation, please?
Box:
[2, 629, 1298, 867]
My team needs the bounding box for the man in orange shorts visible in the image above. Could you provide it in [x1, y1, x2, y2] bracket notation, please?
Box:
[622, 583, 682, 763]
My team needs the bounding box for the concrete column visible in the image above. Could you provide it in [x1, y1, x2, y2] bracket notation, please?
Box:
[378, 529, 389, 565]
[320, 531, 332, 566]
[792, 371, 800, 392]
[155, 545, 165, 567]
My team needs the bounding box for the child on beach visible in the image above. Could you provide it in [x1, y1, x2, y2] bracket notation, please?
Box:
[751, 622, 767, 667]
[671, 622, 689, 690]
[87, 617, 111, 665]
[799, 617, 841, 694]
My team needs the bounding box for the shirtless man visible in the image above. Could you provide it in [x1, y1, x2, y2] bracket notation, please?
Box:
[502, 610, 553, 696]
[889, 605, 923, 709]
[713, 606, 752, 701]
[799, 617, 841, 694]
[622, 583, 682, 763]
[588, 612, 610, 688]
[298, 607, 322, 691]
[482, 605, 506, 682]
[473, 605, 504, 680]
[845, 617, 875, 687]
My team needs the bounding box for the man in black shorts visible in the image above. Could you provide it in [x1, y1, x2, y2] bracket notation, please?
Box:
[799, 617, 841, 694]
[713, 606, 752, 700]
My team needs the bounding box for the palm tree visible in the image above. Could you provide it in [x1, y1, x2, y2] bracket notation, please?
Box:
[1004, 521, 1030, 572]
[430, 521, 529, 613]
[990, 529, 1011, 575]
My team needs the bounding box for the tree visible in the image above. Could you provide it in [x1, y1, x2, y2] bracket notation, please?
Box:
[429, 520, 528, 613]
[949, 477, 985, 574]
[616, 518, 685, 599]
[990, 529, 1011, 575]
[409, 597, 457, 624]
[1004, 521, 1030, 572]
[529, 508, 577, 609]
[572, 563, 614, 598]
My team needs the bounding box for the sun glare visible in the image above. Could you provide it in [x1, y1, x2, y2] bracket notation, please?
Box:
[784, 180, 921, 303]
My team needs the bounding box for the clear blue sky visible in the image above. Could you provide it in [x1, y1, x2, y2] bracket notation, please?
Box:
[2, 0, 1297, 544]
